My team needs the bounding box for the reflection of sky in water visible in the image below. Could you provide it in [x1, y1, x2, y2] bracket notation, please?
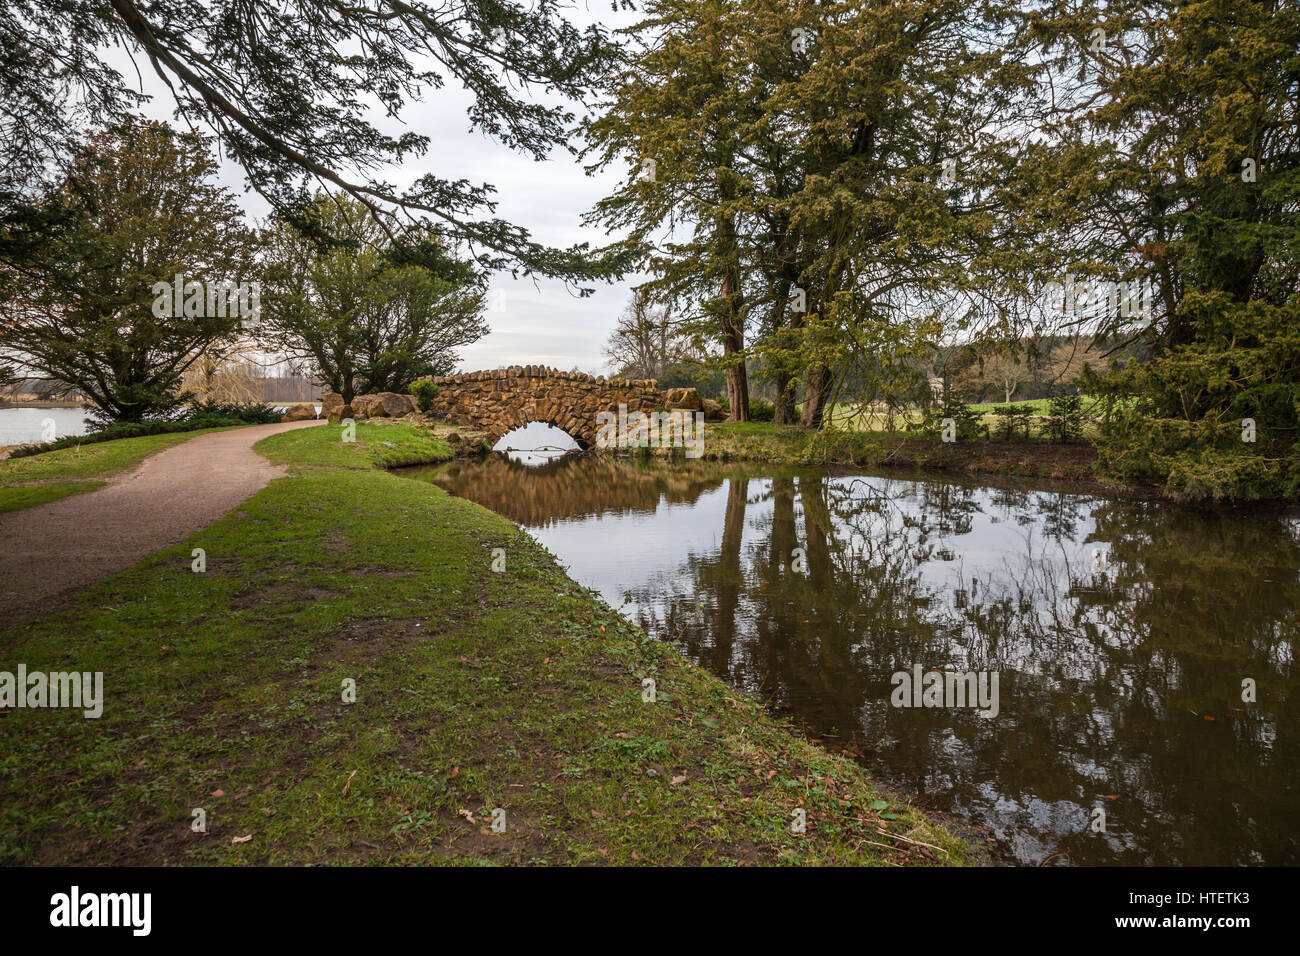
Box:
[535, 483, 733, 606]
[533, 477, 1116, 674]
[494, 421, 578, 467]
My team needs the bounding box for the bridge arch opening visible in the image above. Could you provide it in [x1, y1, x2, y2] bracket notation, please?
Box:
[494, 421, 581, 466]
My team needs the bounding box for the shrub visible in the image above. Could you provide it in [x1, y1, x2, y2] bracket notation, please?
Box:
[992, 404, 1035, 441]
[1046, 395, 1085, 443]
[908, 398, 985, 441]
[187, 400, 281, 424]
[409, 379, 440, 412]
[1095, 409, 1287, 500]
[748, 397, 775, 422]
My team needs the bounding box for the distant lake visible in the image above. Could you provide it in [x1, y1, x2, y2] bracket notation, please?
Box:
[0, 406, 91, 445]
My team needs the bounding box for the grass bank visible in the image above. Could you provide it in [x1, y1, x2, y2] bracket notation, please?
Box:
[0, 421, 973, 866]
[0, 427, 239, 513]
[702, 422, 1099, 483]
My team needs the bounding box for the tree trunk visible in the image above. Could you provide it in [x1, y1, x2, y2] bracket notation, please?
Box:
[801, 364, 831, 427]
[723, 336, 749, 422]
[773, 369, 797, 424]
[721, 261, 749, 422]
[717, 194, 749, 422]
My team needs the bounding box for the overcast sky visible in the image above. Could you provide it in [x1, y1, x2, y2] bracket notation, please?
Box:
[112, 2, 644, 376]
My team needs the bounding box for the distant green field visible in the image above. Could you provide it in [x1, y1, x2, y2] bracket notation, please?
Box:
[964, 395, 1105, 414]
[824, 395, 1107, 437]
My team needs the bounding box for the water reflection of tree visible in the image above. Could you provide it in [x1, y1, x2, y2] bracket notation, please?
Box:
[625, 474, 1300, 866]
[418, 456, 1300, 865]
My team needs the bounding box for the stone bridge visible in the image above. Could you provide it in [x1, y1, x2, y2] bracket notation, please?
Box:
[424, 366, 671, 449]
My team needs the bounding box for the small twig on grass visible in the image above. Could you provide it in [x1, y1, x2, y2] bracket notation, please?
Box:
[876, 827, 949, 857]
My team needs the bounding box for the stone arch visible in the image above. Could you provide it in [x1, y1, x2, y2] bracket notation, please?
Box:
[424, 366, 666, 450]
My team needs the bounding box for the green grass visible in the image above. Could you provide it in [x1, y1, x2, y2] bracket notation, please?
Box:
[267, 419, 455, 468]
[823, 396, 1109, 442]
[702, 421, 1098, 481]
[963, 395, 1105, 414]
[0, 427, 240, 513]
[0, 421, 973, 866]
[0, 481, 103, 514]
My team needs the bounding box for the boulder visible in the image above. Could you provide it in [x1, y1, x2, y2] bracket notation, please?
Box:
[281, 403, 320, 422]
[352, 392, 414, 418]
[321, 392, 345, 418]
[701, 398, 725, 423]
[328, 403, 353, 424]
[663, 387, 704, 412]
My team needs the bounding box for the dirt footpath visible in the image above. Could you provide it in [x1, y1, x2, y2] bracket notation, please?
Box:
[0, 420, 325, 624]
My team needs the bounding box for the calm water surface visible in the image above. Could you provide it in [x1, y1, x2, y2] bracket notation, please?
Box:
[400, 454, 1300, 866]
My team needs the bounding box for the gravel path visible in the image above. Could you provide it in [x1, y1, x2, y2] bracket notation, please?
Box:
[0, 420, 325, 624]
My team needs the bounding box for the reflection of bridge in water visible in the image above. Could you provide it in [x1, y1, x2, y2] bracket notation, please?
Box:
[403, 454, 807, 528]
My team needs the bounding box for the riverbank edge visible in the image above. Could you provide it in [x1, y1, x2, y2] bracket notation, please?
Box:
[0, 421, 979, 866]
[695, 421, 1183, 501]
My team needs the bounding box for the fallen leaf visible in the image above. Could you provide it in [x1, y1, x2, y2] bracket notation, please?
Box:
[211, 789, 225, 798]
[458, 808, 476, 824]
[231, 835, 252, 844]
[671, 774, 687, 785]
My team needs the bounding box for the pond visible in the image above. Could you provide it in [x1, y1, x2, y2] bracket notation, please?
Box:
[397, 453, 1300, 866]
[0, 406, 91, 445]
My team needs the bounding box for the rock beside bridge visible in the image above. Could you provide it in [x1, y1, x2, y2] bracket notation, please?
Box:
[325, 391, 416, 419]
[663, 387, 704, 412]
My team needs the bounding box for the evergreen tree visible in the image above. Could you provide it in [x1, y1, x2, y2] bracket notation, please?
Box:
[0, 120, 256, 422]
